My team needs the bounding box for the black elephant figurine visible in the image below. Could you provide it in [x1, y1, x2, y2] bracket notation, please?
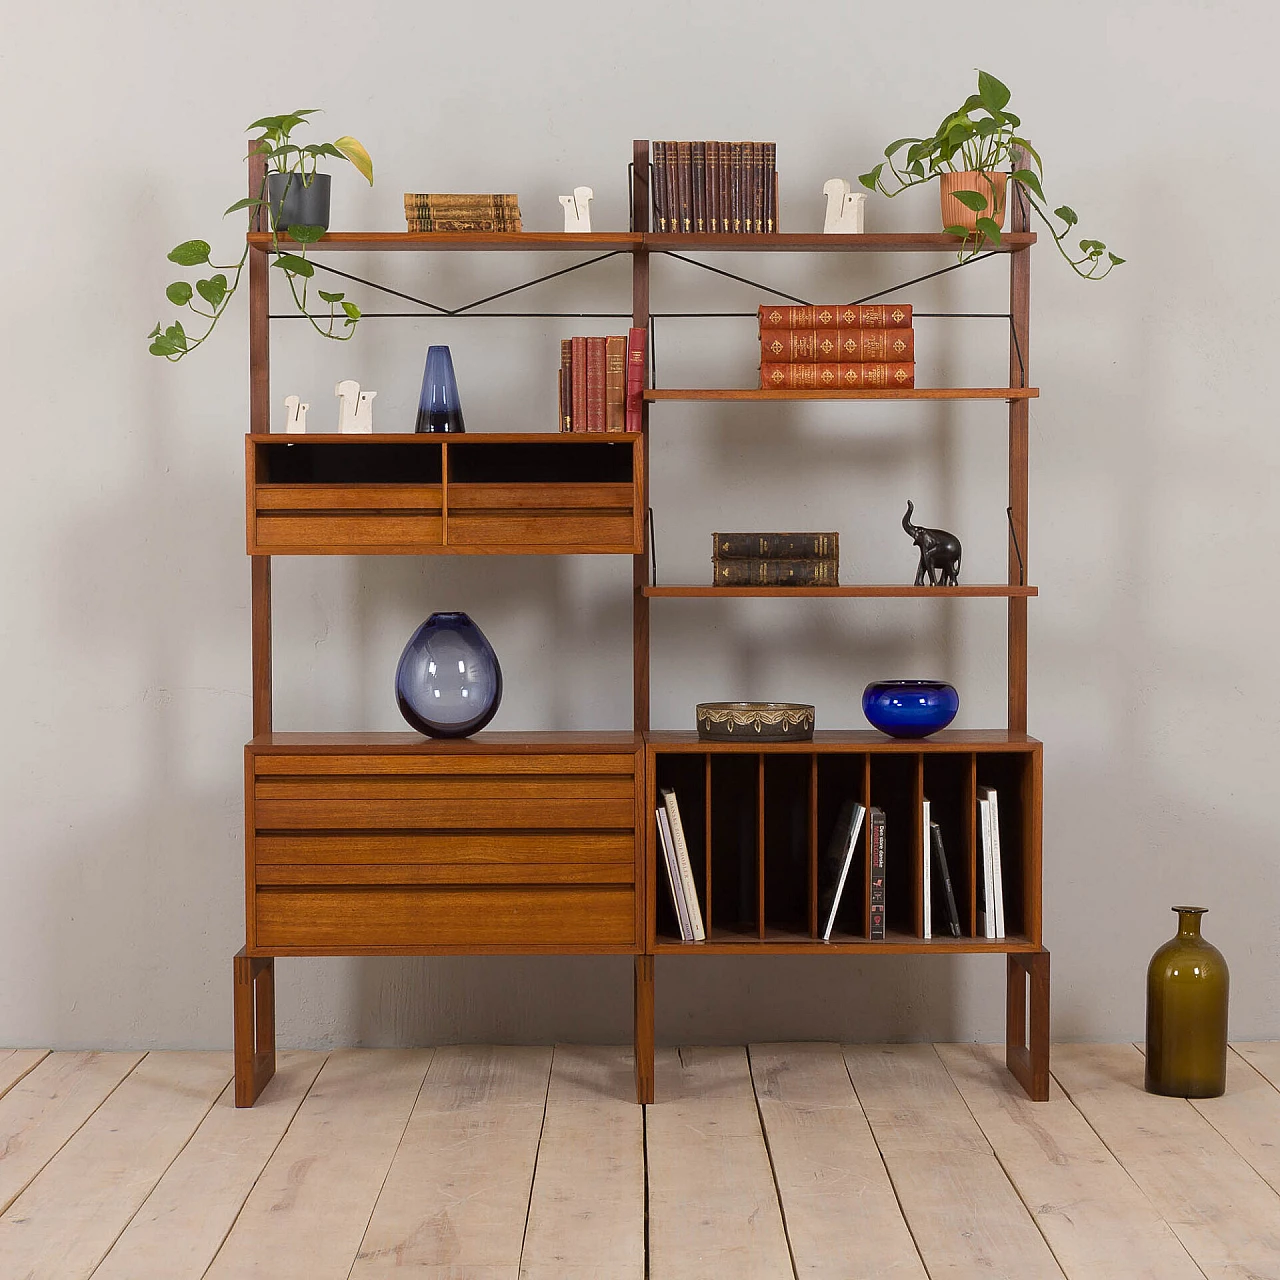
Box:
[902, 501, 962, 586]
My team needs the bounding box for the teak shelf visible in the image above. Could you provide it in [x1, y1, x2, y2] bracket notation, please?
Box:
[232, 140, 1049, 1110]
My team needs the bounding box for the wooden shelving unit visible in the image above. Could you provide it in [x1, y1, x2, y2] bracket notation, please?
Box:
[232, 139, 1049, 1110]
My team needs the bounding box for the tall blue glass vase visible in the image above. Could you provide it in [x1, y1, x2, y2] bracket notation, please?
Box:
[395, 612, 501, 737]
[414, 345, 465, 433]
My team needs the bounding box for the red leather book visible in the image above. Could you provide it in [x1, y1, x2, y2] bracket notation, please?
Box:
[730, 143, 743, 233]
[625, 327, 646, 432]
[571, 335, 587, 432]
[652, 141, 667, 232]
[758, 303, 914, 330]
[605, 335, 627, 432]
[760, 328, 916, 362]
[706, 141, 719, 232]
[763, 143, 777, 233]
[692, 141, 706, 233]
[760, 362, 916, 390]
[676, 141, 692, 233]
[586, 337, 608, 431]
[719, 143, 732, 236]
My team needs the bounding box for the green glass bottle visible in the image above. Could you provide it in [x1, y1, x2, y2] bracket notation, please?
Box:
[1145, 906, 1229, 1097]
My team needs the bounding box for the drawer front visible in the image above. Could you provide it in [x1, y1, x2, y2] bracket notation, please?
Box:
[446, 483, 639, 553]
[256, 830, 635, 869]
[255, 885, 636, 950]
[252, 485, 445, 554]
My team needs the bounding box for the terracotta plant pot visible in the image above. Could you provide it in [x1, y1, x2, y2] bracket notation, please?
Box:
[939, 171, 1007, 235]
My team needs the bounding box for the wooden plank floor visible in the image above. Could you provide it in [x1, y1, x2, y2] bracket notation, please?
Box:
[0, 1044, 1276, 1279]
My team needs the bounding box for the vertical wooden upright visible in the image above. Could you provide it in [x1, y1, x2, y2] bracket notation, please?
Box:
[631, 138, 655, 1104]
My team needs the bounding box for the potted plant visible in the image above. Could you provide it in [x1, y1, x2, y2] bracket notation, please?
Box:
[148, 109, 373, 360]
[859, 71, 1122, 280]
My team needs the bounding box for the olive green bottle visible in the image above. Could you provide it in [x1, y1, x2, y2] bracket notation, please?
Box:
[1145, 906, 1229, 1097]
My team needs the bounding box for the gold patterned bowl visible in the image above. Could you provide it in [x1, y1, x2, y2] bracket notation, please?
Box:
[695, 702, 815, 742]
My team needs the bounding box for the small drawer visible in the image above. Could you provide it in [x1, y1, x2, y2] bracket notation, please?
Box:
[251, 484, 444, 555]
[446, 483, 639, 553]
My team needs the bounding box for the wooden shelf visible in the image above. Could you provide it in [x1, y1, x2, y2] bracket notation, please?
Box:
[248, 731, 643, 752]
[646, 388, 1039, 402]
[652, 930, 1039, 956]
[644, 232, 1036, 253]
[643, 584, 1038, 599]
[247, 433, 636, 444]
[248, 231, 643, 253]
[645, 729, 1040, 753]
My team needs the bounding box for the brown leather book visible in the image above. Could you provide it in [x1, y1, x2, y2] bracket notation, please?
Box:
[586, 337, 608, 431]
[605, 336, 627, 432]
[758, 303, 914, 330]
[730, 144, 743, 233]
[763, 143, 777, 233]
[705, 141, 719, 232]
[760, 362, 916, 390]
[713, 532, 839, 560]
[651, 141, 665, 231]
[713, 558, 839, 586]
[571, 336, 587, 432]
[749, 141, 763, 233]
[665, 142, 679, 236]
[676, 141, 693, 233]
[560, 339, 573, 430]
[692, 141, 706, 233]
[760, 328, 916, 362]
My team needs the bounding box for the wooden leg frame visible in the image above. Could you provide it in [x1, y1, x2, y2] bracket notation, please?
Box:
[634, 955, 654, 1104]
[234, 950, 276, 1107]
[1006, 948, 1050, 1101]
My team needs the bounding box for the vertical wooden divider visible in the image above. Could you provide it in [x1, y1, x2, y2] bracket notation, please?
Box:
[440, 440, 450, 546]
[861, 754, 873, 938]
[703, 753, 713, 936]
[1008, 151, 1031, 734]
[757, 754, 766, 938]
[965, 754, 978, 937]
[631, 139, 651, 735]
[911, 754, 925, 937]
[247, 140, 272, 741]
[1026, 748, 1043, 947]
[807, 754, 818, 937]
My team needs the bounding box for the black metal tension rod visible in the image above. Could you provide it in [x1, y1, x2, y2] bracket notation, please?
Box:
[269, 312, 635, 320]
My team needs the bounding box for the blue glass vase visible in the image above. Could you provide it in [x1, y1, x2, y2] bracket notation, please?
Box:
[414, 345, 465, 433]
[863, 680, 959, 738]
[395, 612, 501, 737]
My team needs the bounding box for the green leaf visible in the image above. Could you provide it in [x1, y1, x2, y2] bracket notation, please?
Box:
[858, 164, 883, 191]
[148, 321, 162, 338]
[341, 300, 361, 320]
[1079, 239, 1105, 255]
[286, 223, 326, 245]
[196, 274, 228, 308]
[318, 289, 344, 303]
[168, 239, 211, 266]
[224, 196, 267, 216]
[273, 253, 314, 277]
[334, 135, 374, 185]
[165, 281, 193, 306]
[907, 160, 925, 178]
[884, 136, 921, 158]
[1010, 137, 1042, 170]
[943, 223, 970, 237]
[1003, 110, 1021, 128]
[150, 336, 180, 356]
[951, 189, 992, 212]
[1108, 252, 1126, 265]
[1010, 168, 1045, 201]
[977, 70, 1011, 113]
[975, 216, 1002, 245]
[1054, 205, 1079, 227]
[164, 322, 188, 351]
[946, 119, 976, 146]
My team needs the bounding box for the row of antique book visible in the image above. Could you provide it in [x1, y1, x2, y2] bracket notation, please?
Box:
[558, 329, 646, 432]
[403, 193, 523, 232]
[712, 531, 838, 588]
[651, 141, 777, 235]
[659, 786, 1009, 942]
[758, 303, 917, 390]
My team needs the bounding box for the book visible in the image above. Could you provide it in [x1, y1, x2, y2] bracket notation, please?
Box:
[404, 193, 522, 233]
[930, 822, 963, 938]
[559, 339, 573, 431]
[719, 142, 732, 236]
[749, 140, 763, 233]
[584, 338, 607, 432]
[977, 793, 996, 939]
[652, 140, 668, 232]
[763, 142, 777, 233]
[819, 800, 866, 941]
[713, 532, 838, 560]
[922, 797, 932, 938]
[692, 140, 706, 232]
[706, 140, 720, 232]
[760, 363, 916, 390]
[713, 558, 838, 587]
[676, 141, 693, 233]
[869, 806, 887, 939]
[605, 336, 627, 432]
[758, 304, 914, 330]
[660, 788, 705, 940]
[570, 336, 587, 435]
[664, 142, 679, 237]
[625, 327, 646, 432]
[730, 142, 743, 233]
[979, 786, 1006, 938]
[656, 806, 692, 941]
[759, 329, 916, 362]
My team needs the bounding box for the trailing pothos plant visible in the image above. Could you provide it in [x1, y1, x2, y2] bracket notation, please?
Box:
[148, 110, 373, 360]
[858, 71, 1123, 280]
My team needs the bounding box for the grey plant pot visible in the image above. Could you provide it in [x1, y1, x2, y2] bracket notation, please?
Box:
[267, 171, 331, 234]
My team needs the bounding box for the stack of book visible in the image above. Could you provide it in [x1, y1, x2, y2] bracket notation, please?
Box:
[651, 141, 777, 234]
[758, 303, 916, 390]
[712, 532, 839, 587]
[403, 193, 522, 232]
[977, 785, 1007, 939]
[558, 329, 646, 432]
[656, 788, 705, 941]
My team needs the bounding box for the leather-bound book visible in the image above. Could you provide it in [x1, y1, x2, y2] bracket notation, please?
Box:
[652, 141, 667, 232]
[719, 143, 732, 235]
[692, 141, 706, 233]
[730, 143, 743, 233]
[760, 328, 916, 362]
[665, 142, 679, 236]
[586, 337, 608, 431]
[676, 141, 693, 233]
[560, 339, 573, 430]
[713, 532, 839, 560]
[760, 363, 916, 390]
[749, 141, 763, 233]
[605, 335, 627, 432]
[571, 335, 587, 432]
[705, 141, 719, 232]
[763, 143, 777, 233]
[712, 558, 839, 587]
[625, 327, 646, 433]
[758, 303, 914, 330]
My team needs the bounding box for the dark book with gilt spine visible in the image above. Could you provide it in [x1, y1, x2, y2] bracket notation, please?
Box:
[730, 143, 743, 233]
[665, 142, 679, 237]
[585, 337, 607, 432]
[763, 142, 777, 233]
[713, 532, 839, 560]
[625, 327, 646, 433]
[761, 363, 916, 390]
[750, 141, 764, 233]
[706, 140, 719, 232]
[651, 141, 667, 231]
[869, 806, 887, 939]
[571, 336, 587, 434]
[605, 336, 627, 432]
[676, 141, 693, 233]
[712, 558, 839, 587]
[692, 141, 706, 233]
[759, 303, 914, 330]
[720, 143, 733, 235]
[560, 338, 573, 431]
[760, 328, 916, 362]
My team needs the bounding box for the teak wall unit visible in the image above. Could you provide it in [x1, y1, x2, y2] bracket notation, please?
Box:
[233, 140, 1049, 1108]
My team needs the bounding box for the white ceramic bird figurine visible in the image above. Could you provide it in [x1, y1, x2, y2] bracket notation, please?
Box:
[335, 379, 376, 433]
[559, 186, 594, 233]
[283, 394, 309, 434]
[823, 179, 867, 234]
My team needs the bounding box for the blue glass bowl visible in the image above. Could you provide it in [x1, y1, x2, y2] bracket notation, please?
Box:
[396, 611, 501, 738]
[862, 680, 959, 739]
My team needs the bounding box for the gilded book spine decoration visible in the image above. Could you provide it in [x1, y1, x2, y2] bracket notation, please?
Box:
[761, 363, 916, 389]
[758, 304, 913, 330]
[651, 142, 778, 235]
[759, 329, 915, 362]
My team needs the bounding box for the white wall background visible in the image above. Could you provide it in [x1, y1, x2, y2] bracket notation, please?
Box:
[2, 0, 1277, 1051]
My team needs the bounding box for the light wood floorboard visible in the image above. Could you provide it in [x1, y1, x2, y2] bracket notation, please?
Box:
[0, 1051, 230, 1280]
[938, 1043, 1202, 1280]
[1052, 1042, 1280, 1280]
[647, 1046, 794, 1280]
[749, 1043, 926, 1280]
[205, 1048, 431, 1280]
[92, 1051, 327, 1280]
[519, 1045, 644, 1280]
[1188, 1047, 1280, 1200]
[0, 1050, 49, 1101]
[844, 1043, 1065, 1279]
[350, 1045, 550, 1279]
[1235, 1041, 1280, 1090]
[0, 1050, 145, 1215]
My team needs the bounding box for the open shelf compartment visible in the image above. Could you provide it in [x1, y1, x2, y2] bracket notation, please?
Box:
[645, 731, 1041, 956]
[247, 433, 643, 556]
